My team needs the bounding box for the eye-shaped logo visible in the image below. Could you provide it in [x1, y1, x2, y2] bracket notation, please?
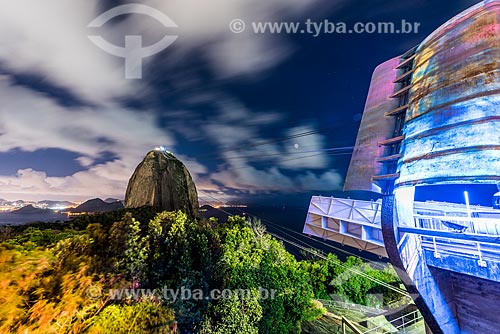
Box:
[88, 4, 178, 79]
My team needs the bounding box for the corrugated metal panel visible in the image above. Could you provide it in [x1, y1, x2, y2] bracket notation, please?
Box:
[397, 0, 500, 187]
[344, 57, 401, 192]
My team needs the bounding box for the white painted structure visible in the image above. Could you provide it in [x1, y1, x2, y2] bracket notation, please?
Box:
[303, 196, 386, 257]
[303, 196, 500, 260]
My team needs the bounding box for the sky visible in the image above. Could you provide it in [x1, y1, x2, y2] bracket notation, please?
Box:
[0, 0, 485, 205]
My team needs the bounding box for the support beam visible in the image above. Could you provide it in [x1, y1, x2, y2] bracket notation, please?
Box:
[378, 135, 405, 146]
[399, 227, 500, 244]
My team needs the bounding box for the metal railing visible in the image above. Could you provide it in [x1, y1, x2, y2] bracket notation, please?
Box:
[397, 233, 421, 277]
[319, 299, 387, 316]
[362, 309, 422, 334]
[421, 236, 500, 266]
[411, 214, 500, 267]
[338, 309, 423, 334]
[320, 298, 423, 334]
[342, 316, 365, 334]
[414, 215, 500, 236]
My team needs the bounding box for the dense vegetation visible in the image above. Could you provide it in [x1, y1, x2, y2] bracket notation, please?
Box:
[0, 208, 403, 333]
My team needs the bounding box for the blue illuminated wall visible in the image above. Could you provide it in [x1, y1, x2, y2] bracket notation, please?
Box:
[396, 0, 500, 188]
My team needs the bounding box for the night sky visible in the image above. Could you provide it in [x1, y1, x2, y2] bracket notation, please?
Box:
[0, 0, 489, 206]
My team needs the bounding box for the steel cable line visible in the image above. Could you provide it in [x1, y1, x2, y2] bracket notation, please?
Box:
[255, 216, 386, 269]
[264, 231, 409, 297]
[198, 191, 409, 296]
[203, 212, 408, 297]
[177, 146, 352, 172]
[195, 127, 336, 160]
[183, 146, 353, 166]
[262, 219, 372, 262]
[222, 146, 354, 161]
[200, 192, 386, 269]
[211, 197, 376, 262]
[216, 151, 352, 173]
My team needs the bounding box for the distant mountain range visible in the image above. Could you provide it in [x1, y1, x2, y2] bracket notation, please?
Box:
[0, 198, 125, 226]
[1, 198, 124, 215]
[13, 205, 54, 215]
[1, 198, 124, 210]
[0, 205, 68, 226]
[67, 198, 124, 213]
[0, 199, 76, 208]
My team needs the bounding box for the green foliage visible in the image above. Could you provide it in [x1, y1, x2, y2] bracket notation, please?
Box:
[301, 254, 402, 307]
[218, 217, 320, 334]
[144, 211, 220, 332]
[0, 207, 405, 334]
[299, 259, 331, 300]
[200, 292, 262, 334]
[5, 226, 81, 248]
[88, 302, 176, 334]
[108, 213, 149, 280]
[329, 257, 401, 306]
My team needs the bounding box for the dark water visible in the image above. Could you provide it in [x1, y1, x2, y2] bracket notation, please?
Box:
[0, 212, 68, 226]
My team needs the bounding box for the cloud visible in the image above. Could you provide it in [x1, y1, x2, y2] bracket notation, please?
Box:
[297, 171, 343, 190]
[279, 126, 329, 170]
[207, 34, 293, 78]
[0, 0, 133, 102]
[0, 0, 335, 103]
[0, 80, 173, 164]
[0, 79, 175, 201]
[210, 165, 343, 194]
[75, 156, 94, 168]
[0, 0, 344, 202]
[0, 164, 128, 202]
[133, 0, 335, 78]
[199, 98, 343, 194]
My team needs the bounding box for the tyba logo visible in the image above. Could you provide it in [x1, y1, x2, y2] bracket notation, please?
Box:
[88, 4, 178, 79]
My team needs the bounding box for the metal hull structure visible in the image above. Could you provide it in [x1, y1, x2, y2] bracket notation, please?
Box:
[304, 195, 500, 334]
[306, 1, 500, 333]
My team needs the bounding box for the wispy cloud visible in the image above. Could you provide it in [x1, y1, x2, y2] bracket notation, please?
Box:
[0, 0, 133, 102]
[142, 0, 334, 78]
[0, 79, 173, 200]
[199, 98, 343, 195]
[0, 0, 344, 201]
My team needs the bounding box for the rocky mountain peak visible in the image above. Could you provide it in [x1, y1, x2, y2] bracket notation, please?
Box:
[125, 150, 199, 219]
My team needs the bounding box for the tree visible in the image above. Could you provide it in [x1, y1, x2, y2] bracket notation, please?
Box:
[199, 291, 262, 334]
[218, 217, 323, 334]
[88, 302, 176, 334]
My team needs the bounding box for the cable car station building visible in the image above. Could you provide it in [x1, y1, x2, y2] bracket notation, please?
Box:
[304, 1, 500, 332]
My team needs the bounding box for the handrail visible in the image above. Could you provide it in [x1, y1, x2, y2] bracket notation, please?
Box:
[415, 218, 500, 237]
[342, 316, 365, 334]
[398, 233, 421, 277]
[319, 299, 386, 316]
[362, 309, 421, 334]
[401, 225, 500, 242]
[420, 237, 499, 265]
[391, 313, 423, 334]
[414, 214, 500, 225]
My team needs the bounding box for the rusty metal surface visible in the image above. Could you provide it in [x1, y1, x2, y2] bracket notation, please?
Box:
[397, 0, 500, 188]
[344, 57, 401, 193]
